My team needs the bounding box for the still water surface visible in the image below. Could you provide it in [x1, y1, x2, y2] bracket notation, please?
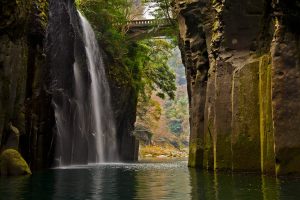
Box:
[0, 160, 299, 200]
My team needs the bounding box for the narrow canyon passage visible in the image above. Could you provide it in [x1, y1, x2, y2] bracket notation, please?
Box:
[136, 46, 190, 160]
[0, 0, 300, 200]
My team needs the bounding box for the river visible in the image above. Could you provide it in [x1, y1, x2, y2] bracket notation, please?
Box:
[0, 160, 299, 200]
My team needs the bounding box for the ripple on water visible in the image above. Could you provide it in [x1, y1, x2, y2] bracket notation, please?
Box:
[1, 160, 300, 200]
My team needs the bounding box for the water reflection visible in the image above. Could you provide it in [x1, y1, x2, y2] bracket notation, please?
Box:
[0, 160, 299, 200]
[188, 168, 298, 200]
[0, 175, 30, 200]
[134, 161, 191, 199]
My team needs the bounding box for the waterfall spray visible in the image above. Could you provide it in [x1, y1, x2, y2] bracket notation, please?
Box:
[54, 11, 119, 165]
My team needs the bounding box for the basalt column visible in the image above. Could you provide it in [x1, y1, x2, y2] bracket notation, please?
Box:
[271, 0, 300, 176]
[0, 0, 53, 170]
[176, 1, 210, 168]
[176, 0, 300, 175]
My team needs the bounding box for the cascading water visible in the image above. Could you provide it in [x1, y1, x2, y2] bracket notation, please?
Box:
[78, 11, 119, 162]
[54, 11, 118, 165]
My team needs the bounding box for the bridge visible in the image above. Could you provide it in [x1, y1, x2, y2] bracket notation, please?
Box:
[126, 19, 175, 40]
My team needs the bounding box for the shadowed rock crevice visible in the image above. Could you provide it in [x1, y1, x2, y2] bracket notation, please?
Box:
[175, 0, 210, 168]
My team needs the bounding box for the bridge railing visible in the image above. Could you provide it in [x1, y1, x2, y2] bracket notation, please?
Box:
[127, 19, 173, 27]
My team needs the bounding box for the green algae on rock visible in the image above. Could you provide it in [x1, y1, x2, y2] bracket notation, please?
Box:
[175, 0, 300, 175]
[0, 149, 31, 176]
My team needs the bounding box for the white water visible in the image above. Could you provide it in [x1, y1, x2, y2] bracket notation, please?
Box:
[54, 12, 118, 165]
[79, 11, 118, 163]
[79, 12, 106, 162]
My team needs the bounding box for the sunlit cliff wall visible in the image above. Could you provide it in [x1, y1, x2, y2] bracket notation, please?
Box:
[175, 0, 300, 176]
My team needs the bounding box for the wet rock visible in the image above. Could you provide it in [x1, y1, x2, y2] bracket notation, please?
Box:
[175, 0, 300, 175]
[5, 122, 20, 150]
[0, 149, 31, 176]
[0, 0, 54, 171]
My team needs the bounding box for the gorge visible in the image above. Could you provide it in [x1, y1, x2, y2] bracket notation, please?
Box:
[0, 0, 300, 199]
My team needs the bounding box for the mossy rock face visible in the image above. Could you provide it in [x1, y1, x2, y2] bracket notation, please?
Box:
[232, 61, 261, 172]
[0, 0, 30, 37]
[0, 149, 31, 176]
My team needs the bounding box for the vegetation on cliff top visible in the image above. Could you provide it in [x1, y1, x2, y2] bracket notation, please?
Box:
[76, 0, 177, 100]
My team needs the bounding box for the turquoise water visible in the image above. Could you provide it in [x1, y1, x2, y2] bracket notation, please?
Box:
[0, 160, 299, 200]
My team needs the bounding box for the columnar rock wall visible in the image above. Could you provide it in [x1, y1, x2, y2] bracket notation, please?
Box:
[0, 0, 139, 170]
[46, 0, 139, 163]
[0, 0, 53, 170]
[175, 0, 300, 175]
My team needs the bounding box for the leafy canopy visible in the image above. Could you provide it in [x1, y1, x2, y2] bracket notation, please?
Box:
[142, 0, 175, 20]
[76, 0, 177, 100]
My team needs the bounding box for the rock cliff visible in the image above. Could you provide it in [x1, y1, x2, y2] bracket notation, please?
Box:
[46, 0, 138, 164]
[0, 0, 52, 170]
[175, 0, 300, 176]
[0, 0, 139, 170]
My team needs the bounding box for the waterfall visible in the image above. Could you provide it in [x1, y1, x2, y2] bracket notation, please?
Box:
[54, 11, 118, 166]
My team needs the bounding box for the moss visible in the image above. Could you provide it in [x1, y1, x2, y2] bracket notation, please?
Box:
[9, 122, 20, 137]
[107, 63, 131, 87]
[188, 138, 204, 168]
[203, 119, 214, 170]
[213, 61, 234, 171]
[215, 135, 232, 171]
[261, 175, 280, 200]
[202, 63, 217, 170]
[259, 55, 275, 175]
[0, 149, 31, 176]
[28, 0, 49, 34]
[231, 61, 261, 172]
[212, 20, 220, 32]
[210, 0, 225, 57]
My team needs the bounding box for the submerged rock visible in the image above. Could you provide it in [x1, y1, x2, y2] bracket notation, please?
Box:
[0, 149, 31, 176]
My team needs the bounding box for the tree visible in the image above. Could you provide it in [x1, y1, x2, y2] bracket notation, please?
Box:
[76, 0, 132, 57]
[143, 0, 175, 20]
[77, 0, 177, 102]
[136, 39, 176, 100]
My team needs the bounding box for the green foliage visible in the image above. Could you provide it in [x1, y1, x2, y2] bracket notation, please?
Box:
[169, 119, 183, 135]
[163, 46, 189, 136]
[143, 0, 175, 20]
[134, 39, 176, 100]
[77, 0, 177, 101]
[143, 0, 179, 38]
[136, 90, 162, 132]
[168, 47, 186, 85]
[165, 92, 188, 120]
[76, 0, 130, 58]
[137, 90, 162, 123]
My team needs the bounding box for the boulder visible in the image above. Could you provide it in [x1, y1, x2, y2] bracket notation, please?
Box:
[0, 149, 31, 176]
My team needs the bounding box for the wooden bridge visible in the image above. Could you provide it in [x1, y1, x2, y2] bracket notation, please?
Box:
[126, 19, 175, 40]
